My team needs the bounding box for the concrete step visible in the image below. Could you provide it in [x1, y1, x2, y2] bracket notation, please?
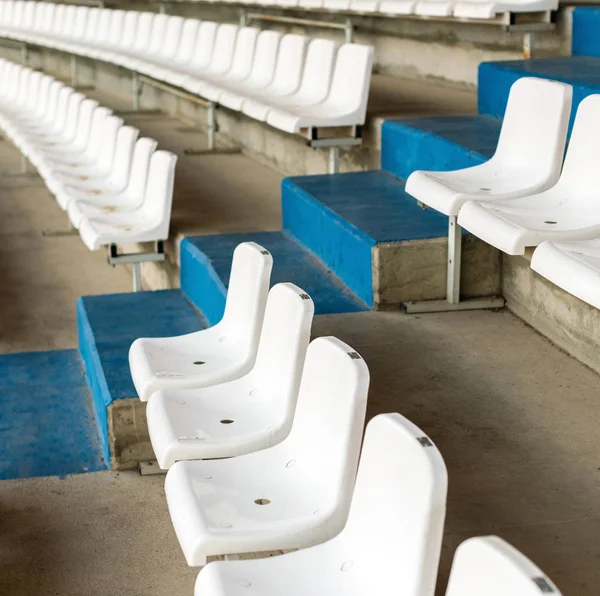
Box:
[77, 289, 205, 468]
[572, 7, 600, 58]
[282, 170, 500, 307]
[180, 231, 368, 322]
[0, 349, 106, 480]
[478, 57, 600, 130]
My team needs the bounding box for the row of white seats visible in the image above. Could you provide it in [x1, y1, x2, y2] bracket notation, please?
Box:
[0, 2, 373, 135]
[407, 76, 600, 311]
[128, 241, 562, 595]
[189, 0, 557, 20]
[0, 58, 177, 251]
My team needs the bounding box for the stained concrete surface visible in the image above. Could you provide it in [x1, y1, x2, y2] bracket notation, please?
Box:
[1, 70, 598, 595]
[1, 309, 599, 595]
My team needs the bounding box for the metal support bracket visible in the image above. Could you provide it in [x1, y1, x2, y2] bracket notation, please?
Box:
[403, 216, 505, 313]
[108, 241, 166, 292]
[307, 130, 362, 174]
[138, 461, 167, 476]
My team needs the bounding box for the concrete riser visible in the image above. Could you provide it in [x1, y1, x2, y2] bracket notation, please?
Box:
[374, 235, 501, 305]
[108, 398, 154, 470]
[503, 255, 600, 377]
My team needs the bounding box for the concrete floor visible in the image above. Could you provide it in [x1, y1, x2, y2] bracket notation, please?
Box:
[1, 76, 598, 595]
[1, 309, 599, 595]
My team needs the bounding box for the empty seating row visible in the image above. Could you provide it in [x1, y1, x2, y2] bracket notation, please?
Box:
[129, 241, 562, 594]
[0, 2, 373, 139]
[0, 58, 176, 288]
[407, 76, 600, 312]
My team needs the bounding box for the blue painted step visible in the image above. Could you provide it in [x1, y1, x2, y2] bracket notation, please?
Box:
[478, 58, 600, 131]
[282, 170, 451, 306]
[381, 116, 500, 180]
[181, 230, 367, 323]
[77, 289, 206, 461]
[0, 349, 106, 480]
[572, 7, 600, 58]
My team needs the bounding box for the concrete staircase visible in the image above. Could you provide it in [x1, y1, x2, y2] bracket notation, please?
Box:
[77, 7, 600, 468]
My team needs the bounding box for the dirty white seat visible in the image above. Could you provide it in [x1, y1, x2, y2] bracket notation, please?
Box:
[129, 242, 273, 401]
[378, 0, 419, 13]
[453, 0, 558, 18]
[458, 94, 600, 255]
[53, 124, 139, 211]
[531, 239, 600, 310]
[266, 43, 373, 133]
[78, 149, 177, 250]
[193, 412, 447, 596]
[67, 137, 158, 229]
[445, 536, 562, 595]
[415, 0, 455, 15]
[405, 78, 572, 217]
[146, 283, 314, 469]
[165, 335, 370, 566]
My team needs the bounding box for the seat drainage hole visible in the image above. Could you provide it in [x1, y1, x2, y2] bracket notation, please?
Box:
[237, 580, 252, 588]
[544, 220, 557, 225]
[254, 498, 271, 505]
[480, 187, 491, 191]
[193, 360, 205, 365]
[220, 419, 234, 424]
[341, 561, 353, 572]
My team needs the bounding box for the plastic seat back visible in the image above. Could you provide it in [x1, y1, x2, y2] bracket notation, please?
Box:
[33, 3, 46, 32]
[445, 536, 562, 596]
[553, 94, 600, 195]
[109, 125, 141, 188]
[60, 92, 86, 141]
[50, 3, 66, 36]
[106, 10, 126, 47]
[218, 242, 274, 348]
[491, 77, 571, 186]
[225, 26, 260, 80]
[174, 19, 201, 65]
[146, 13, 169, 57]
[140, 150, 178, 239]
[188, 21, 218, 71]
[285, 336, 370, 530]
[246, 30, 282, 88]
[250, 283, 314, 408]
[93, 9, 113, 46]
[268, 34, 309, 95]
[21, 1, 35, 31]
[206, 23, 239, 75]
[118, 11, 139, 51]
[83, 7, 100, 41]
[343, 413, 448, 596]
[326, 44, 373, 121]
[0, 1, 14, 28]
[72, 7, 89, 41]
[11, 1, 23, 30]
[72, 98, 100, 151]
[95, 115, 123, 171]
[124, 137, 159, 202]
[131, 12, 154, 54]
[296, 39, 338, 104]
[160, 16, 185, 62]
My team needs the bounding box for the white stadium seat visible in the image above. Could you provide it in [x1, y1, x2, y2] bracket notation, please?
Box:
[164, 336, 370, 566]
[0, 6, 373, 138]
[129, 242, 273, 401]
[192, 412, 447, 596]
[406, 77, 572, 218]
[445, 536, 562, 596]
[0, 58, 175, 288]
[458, 94, 600, 255]
[67, 137, 159, 230]
[531, 239, 600, 310]
[146, 282, 314, 469]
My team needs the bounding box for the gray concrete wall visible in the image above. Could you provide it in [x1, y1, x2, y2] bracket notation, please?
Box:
[503, 253, 600, 377]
